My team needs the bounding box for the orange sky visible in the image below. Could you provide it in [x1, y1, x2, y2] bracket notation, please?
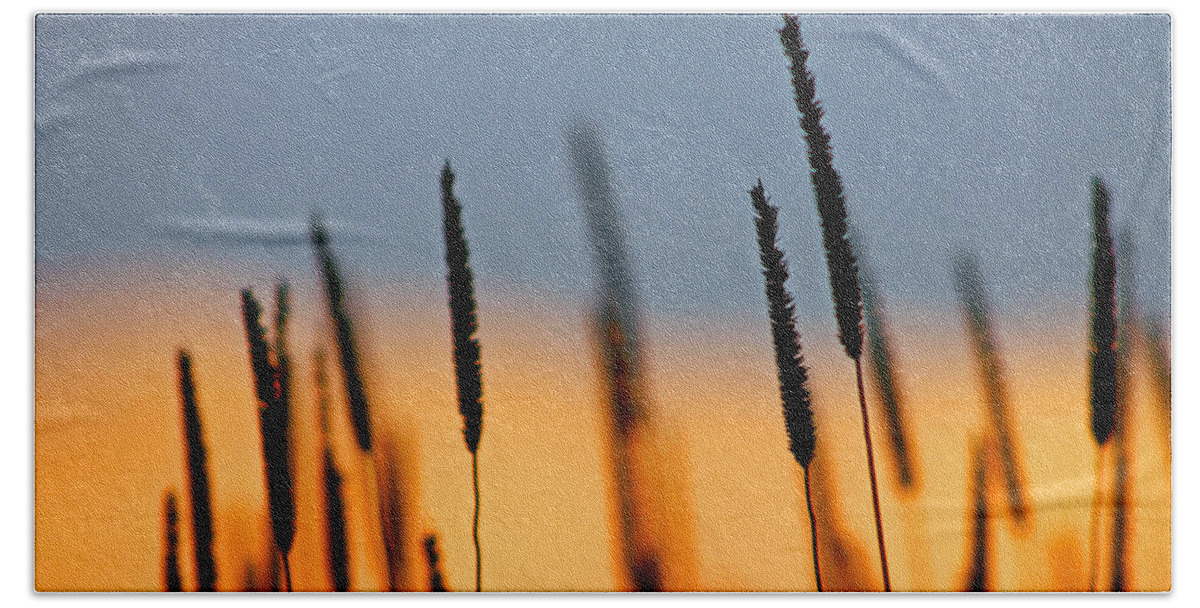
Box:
[34, 261, 1170, 592]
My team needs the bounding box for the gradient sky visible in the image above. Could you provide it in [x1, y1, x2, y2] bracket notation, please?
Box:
[35, 13, 1171, 323]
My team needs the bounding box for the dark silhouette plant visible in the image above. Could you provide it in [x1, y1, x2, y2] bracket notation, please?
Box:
[1109, 229, 1136, 592]
[963, 439, 990, 592]
[314, 349, 349, 592]
[323, 449, 349, 592]
[567, 122, 664, 591]
[162, 490, 182, 592]
[858, 245, 917, 491]
[779, 13, 888, 590]
[953, 252, 1030, 528]
[441, 161, 485, 592]
[424, 534, 450, 592]
[749, 179, 822, 590]
[178, 351, 216, 592]
[311, 215, 373, 454]
[1086, 177, 1117, 591]
[240, 286, 296, 591]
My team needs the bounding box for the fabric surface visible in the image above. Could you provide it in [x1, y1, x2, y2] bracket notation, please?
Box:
[34, 13, 1171, 592]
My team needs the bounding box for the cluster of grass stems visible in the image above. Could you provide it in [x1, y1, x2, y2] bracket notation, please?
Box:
[156, 14, 1164, 593]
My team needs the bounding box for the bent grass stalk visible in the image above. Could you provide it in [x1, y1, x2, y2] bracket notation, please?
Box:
[1087, 177, 1117, 591]
[779, 14, 888, 590]
[310, 215, 374, 454]
[178, 351, 217, 592]
[441, 161, 485, 592]
[750, 180, 822, 590]
[953, 253, 1030, 528]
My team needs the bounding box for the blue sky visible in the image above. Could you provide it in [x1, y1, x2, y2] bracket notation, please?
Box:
[35, 13, 1170, 322]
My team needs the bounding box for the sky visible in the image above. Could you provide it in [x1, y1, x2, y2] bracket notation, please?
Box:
[34, 13, 1171, 324]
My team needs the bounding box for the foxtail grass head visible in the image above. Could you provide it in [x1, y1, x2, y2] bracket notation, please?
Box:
[177, 350, 216, 592]
[778, 14, 864, 361]
[441, 161, 484, 454]
[240, 287, 296, 557]
[750, 179, 816, 469]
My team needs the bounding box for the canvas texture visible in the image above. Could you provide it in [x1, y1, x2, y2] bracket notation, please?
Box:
[34, 13, 1171, 592]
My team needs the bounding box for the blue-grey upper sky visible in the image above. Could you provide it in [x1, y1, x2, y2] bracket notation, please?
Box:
[35, 13, 1170, 323]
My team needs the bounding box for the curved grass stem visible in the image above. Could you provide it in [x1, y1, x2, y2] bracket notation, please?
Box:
[803, 467, 823, 592]
[473, 451, 481, 592]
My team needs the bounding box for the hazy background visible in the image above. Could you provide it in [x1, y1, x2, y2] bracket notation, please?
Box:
[32, 14, 1174, 592]
[35, 13, 1171, 324]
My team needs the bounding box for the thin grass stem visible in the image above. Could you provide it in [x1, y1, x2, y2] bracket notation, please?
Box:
[473, 452, 481, 592]
[804, 467, 823, 591]
[1088, 448, 1105, 592]
[855, 358, 890, 591]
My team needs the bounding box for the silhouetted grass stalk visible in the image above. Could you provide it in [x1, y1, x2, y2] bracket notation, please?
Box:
[163, 490, 182, 592]
[310, 215, 374, 454]
[750, 180, 822, 590]
[964, 438, 990, 592]
[378, 437, 412, 591]
[567, 122, 663, 592]
[441, 161, 485, 592]
[240, 286, 296, 591]
[324, 449, 349, 592]
[779, 14, 888, 591]
[857, 244, 917, 491]
[1086, 177, 1117, 591]
[1110, 426, 1130, 592]
[310, 216, 391, 591]
[953, 253, 1030, 528]
[1109, 230, 1136, 592]
[178, 351, 217, 592]
[315, 350, 350, 592]
[1087, 450, 1105, 593]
